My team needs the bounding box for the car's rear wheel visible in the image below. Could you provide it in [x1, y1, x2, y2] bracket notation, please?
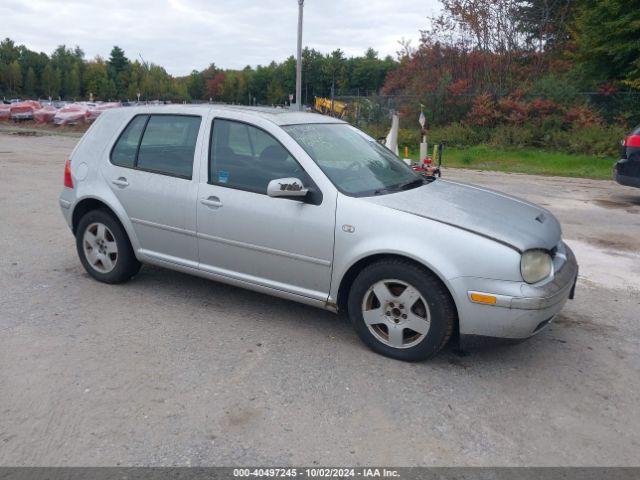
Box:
[347, 259, 456, 361]
[76, 209, 141, 284]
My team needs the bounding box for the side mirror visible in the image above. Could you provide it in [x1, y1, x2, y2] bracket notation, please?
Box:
[267, 177, 309, 198]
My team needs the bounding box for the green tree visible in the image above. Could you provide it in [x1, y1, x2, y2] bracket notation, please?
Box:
[302, 47, 324, 103]
[106, 78, 117, 99]
[350, 48, 390, 94]
[573, 0, 640, 88]
[49, 44, 84, 98]
[0, 35, 402, 105]
[84, 58, 110, 99]
[323, 49, 346, 97]
[266, 80, 286, 104]
[52, 68, 62, 99]
[41, 64, 57, 98]
[6, 60, 22, 94]
[249, 64, 272, 104]
[126, 61, 143, 100]
[142, 64, 172, 100]
[0, 38, 19, 64]
[187, 70, 204, 100]
[18, 47, 49, 96]
[107, 46, 130, 98]
[25, 67, 37, 96]
[67, 64, 81, 99]
[107, 46, 128, 73]
[517, 0, 575, 52]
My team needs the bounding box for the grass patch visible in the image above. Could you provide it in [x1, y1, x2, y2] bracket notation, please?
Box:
[0, 121, 86, 138]
[407, 144, 616, 180]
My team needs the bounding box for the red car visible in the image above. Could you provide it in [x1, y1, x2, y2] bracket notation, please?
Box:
[33, 105, 57, 124]
[9, 100, 41, 121]
[53, 103, 89, 125]
[615, 125, 640, 188]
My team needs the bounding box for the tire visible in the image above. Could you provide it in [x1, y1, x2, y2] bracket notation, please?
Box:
[347, 258, 456, 361]
[75, 209, 141, 284]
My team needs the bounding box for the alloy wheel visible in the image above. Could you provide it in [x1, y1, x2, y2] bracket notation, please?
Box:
[82, 222, 118, 273]
[361, 279, 431, 349]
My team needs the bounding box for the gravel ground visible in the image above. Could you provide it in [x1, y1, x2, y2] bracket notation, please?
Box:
[1, 132, 639, 466]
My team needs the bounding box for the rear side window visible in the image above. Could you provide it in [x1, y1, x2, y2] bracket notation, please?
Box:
[137, 115, 202, 178]
[110, 114, 201, 179]
[111, 115, 147, 168]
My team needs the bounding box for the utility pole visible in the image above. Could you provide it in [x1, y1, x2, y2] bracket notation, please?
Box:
[295, 0, 304, 111]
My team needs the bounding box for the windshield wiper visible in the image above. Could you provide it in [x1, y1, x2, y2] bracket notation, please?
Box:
[372, 178, 424, 196]
[396, 178, 425, 191]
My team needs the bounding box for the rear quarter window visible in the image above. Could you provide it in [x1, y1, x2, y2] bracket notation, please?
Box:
[111, 115, 148, 168]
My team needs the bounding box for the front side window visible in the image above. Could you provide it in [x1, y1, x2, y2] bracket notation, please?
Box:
[210, 119, 309, 194]
[137, 115, 202, 178]
[283, 123, 423, 197]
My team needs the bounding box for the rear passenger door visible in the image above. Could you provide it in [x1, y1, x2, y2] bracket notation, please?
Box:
[102, 113, 204, 266]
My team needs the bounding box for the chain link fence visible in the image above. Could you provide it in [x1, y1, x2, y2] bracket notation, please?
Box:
[331, 92, 640, 133]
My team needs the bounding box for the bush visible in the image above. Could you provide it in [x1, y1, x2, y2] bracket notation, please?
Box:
[486, 123, 624, 156]
[397, 128, 421, 148]
[358, 124, 387, 141]
[428, 122, 489, 147]
[528, 75, 581, 106]
[358, 114, 625, 158]
[564, 125, 627, 157]
[466, 94, 500, 127]
[564, 105, 603, 127]
[373, 124, 490, 150]
[546, 129, 573, 152]
[489, 124, 537, 148]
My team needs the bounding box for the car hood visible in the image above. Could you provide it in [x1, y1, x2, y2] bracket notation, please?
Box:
[362, 179, 561, 252]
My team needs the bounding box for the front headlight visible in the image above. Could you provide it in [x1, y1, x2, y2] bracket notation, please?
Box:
[521, 250, 552, 284]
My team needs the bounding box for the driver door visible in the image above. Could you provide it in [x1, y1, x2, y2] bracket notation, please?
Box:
[196, 117, 336, 302]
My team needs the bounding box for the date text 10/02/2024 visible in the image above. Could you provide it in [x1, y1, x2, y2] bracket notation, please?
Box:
[232, 468, 400, 478]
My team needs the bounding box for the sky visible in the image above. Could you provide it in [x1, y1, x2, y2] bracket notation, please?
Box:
[1, 0, 440, 76]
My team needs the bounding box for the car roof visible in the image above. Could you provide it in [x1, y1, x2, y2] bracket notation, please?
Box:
[115, 104, 346, 126]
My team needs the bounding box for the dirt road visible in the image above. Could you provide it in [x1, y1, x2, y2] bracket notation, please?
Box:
[1, 131, 639, 466]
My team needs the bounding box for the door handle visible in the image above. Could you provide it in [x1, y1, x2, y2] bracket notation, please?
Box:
[112, 177, 129, 188]
[200, 196, 223, 208]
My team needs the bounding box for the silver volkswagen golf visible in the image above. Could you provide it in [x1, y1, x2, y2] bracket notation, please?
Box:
[59, 105, 578, 361]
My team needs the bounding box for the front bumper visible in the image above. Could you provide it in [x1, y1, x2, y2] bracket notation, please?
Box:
[451, 244, 578, 340]
[11, 113, 34, 120]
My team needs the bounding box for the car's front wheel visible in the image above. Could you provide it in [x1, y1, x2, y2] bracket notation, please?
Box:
[347, 259, 456, 361]
[75, 209, 141, 284]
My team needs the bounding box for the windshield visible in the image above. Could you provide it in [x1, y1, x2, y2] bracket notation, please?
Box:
[283, 123, 423, 196]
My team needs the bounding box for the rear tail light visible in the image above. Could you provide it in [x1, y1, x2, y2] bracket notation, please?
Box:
[63, 159, 74, 188]
[623, 135, 640, 147]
